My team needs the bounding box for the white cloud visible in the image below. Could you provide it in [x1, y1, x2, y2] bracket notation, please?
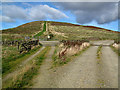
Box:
[2, 2, 118, 24]
[2, 5, 27, 19]
[28, 5, 68, 20]
[0, 15, 15, 22]
[1, 4, 68, 22]
[56, 2, 119, 24]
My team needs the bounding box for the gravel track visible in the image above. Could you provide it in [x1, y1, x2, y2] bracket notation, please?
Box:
[31, 40, 118, 88]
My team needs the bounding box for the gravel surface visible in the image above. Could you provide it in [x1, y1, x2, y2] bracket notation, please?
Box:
[55, 46, 99, 88]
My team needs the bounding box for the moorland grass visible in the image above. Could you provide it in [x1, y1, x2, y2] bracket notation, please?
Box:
[2, 21, 118, 41]
[49, 23, 118, 41]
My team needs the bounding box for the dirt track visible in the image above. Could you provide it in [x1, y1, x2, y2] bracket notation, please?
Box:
[3, 47, 45, 83]
[32, 46, 55, 88]
[31, 40, 118, 88]
[100, 46, 118, 88]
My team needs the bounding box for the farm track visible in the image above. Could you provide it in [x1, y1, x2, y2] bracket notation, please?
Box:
[32, 46, 98, 88]
[2, 46, 45, 83]
[2, 40, 118, 88]
[20, 47, 45, 66]
[31, 40, 118, 88]
[32, 46, 55, 88]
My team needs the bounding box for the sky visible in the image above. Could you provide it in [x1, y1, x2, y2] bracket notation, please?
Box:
[1, 2, 119, 31]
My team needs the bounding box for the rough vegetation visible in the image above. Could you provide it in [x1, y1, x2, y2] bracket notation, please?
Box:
[2, 21, 44, 40]
[48, 21, 119, 41]
[2, 21, 44, 35]
[52, 40, 90, 66]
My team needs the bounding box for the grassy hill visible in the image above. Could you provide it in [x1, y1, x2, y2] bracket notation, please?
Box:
[47, 21, 119, 41]
[2, 21, 44, 40]
[2, 21, 119, 41]
[2, 21, 44, 35]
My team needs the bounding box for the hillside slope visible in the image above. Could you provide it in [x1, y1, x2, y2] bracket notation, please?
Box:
[2, 21, 119, 41]
[2, 21, 44, 35]
[47, 21, 119, 40]
[2, 21, 44, 40]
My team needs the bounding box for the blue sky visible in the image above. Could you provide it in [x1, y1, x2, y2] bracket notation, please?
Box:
[1, 2, 119, 31]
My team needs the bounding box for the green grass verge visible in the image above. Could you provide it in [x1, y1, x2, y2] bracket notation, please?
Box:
[3, 46, 42, 77]
[52, 46, 90, 67]
[34, 21, 46, 38]
[6, 46, 51, 88]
